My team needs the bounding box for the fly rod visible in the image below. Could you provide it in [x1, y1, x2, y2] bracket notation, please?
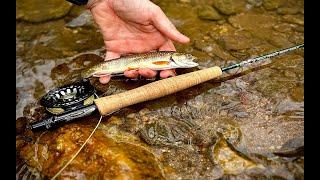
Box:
[29, 43, 304, 130]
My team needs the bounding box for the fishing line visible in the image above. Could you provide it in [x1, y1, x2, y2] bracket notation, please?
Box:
[51, 115, 102, 180]
[221, 44, 304, 72]
[51, 93, 102, 180]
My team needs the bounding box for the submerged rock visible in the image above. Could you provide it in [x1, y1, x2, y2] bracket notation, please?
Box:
[66, 10, 95, 28]
[211, 137, 264, 175]
[263, 0, 286, 10]
[272, 23, 293, 33]
[282, 14, 304, 26]
[212, 0, 246, 15]
[193, 40, 235, 60]
[277, 7, 300, 15]
[267, 32, 293, 47]
[290, 85, 304, 102]
[16, 0, 73, 23]
[228, 12, 277, 39]
[273, 137, 304, 157]
[137, 115, 206, 147]
[247, 0, 263, 7]
[275, 99, 304, 115]
[19, 124, 164, 179]
[50, 53, 103, 85]
[216, 29, 261, 50]
[197, 5, 223, 20]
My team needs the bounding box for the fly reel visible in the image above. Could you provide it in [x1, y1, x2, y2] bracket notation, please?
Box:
[40, 79, 96, 115]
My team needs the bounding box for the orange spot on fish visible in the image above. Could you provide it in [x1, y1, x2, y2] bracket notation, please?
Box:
[152, 61, 169, 65]
[127, 67, 138, 71]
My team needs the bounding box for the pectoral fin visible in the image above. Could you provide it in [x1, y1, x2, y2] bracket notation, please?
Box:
[92, 72, 111, 77]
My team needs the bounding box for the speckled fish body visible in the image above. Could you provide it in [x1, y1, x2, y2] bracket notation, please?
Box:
[81, 51, 198, 78]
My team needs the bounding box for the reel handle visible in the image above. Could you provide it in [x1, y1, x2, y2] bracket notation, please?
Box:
[94, 66, 222, 115]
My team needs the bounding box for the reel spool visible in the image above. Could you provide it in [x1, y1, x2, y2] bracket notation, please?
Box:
[40, 79, 96, 115]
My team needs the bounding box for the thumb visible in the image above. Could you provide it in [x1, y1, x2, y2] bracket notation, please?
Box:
[151, 6, 190, 44]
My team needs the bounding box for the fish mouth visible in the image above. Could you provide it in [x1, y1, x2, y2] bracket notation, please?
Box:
[184, 61, 199, 67]
[171, 60, 198, 68]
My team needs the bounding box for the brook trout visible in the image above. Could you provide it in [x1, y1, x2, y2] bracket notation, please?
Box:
[81, 51, 198, 78]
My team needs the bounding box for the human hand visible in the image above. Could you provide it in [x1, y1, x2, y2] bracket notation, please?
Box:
[87, 0, 190, 84]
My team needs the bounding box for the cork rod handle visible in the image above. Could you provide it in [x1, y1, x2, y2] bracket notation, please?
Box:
[94, 66, 222, 115]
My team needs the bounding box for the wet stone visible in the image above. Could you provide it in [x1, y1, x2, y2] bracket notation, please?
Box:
[228, 12, 277, 39]
[293, 25, 304, 32]
[273, 137, 304, 157]
[66, 10, 95, 28]
[160, 147, 215, 179]
[233, 111, 249, 118]
[277, 7, 300, 15]
[290, 85, 304, 102]
[211, 137, 263, 175]
[20, 21, 104, 60]
[282, 14, 304, 26]
[267, 32, 293, 48]
[253, 72, 296, 98]
[275, 99, 304, 115]
[217, 30, 260, 51]
[19, 124, 165, 179]
[50, 53, 103, 85]
[16, 0, 73, 23]
[217, 19, 226, 24]
[193, 40, 214, 53]
[197, 5, 223, 21]
[272, 23, 293, 33]
[212, 0, 246, 15]
[16, 89, 20, 105]
[213, 120, 242, 145]
[16, 117, 28, 135]
[247, 0, 263, 7]
[263, 0, 286, 10]
[33, 80, 46, 100]
[193, 40, 235, 60]
[138, 116, 205, 147]
[214, 83, 238, 97]
[288, 33, 304, 44]
[67, 4, 86, 17]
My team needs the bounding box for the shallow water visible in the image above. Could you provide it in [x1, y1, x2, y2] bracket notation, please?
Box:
[16, 0, 304, 179]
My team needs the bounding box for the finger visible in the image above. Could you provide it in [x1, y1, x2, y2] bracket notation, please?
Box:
[138, 68, 157, 78]
[105, 51, 121, 61]
[99, 75, 111, 84]
[151, 6, 190, 44]
[124, 70, 139, 78]
[105, 40, 157, 54]
[158, 40, 176, 51]
[160, 69, 176, 78]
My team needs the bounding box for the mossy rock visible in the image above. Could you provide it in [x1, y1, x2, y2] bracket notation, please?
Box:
[16, 0, 73, 23]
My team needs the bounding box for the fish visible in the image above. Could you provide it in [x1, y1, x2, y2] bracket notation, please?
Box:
[81, 51, 199, 78]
